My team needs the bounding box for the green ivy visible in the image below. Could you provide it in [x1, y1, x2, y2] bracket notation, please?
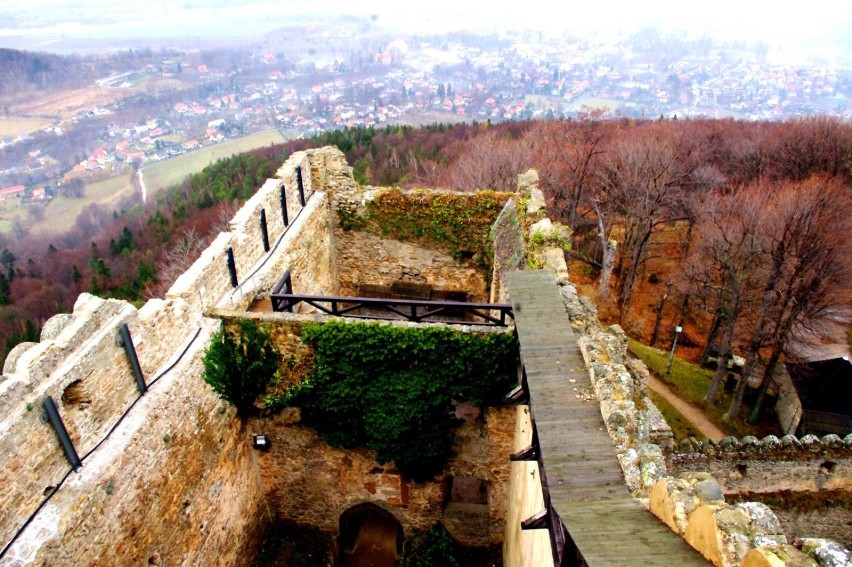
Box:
[202, 319, 280, 416]
[287, 321, 518, 480]
[343, 189, 511, 272]
[336, 208, 366, 231]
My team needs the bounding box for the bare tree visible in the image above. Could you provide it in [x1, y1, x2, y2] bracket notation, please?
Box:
[441, 130, 531, 192]
[595, 132, 692, 314]
[144, 228, 208, 298]
[684, 187, 766, 404]
[528, 121, 604, 226]
[727, 175, 852, 420]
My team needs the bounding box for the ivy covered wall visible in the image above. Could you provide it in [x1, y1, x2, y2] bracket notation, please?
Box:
[332, 188, 513, 299]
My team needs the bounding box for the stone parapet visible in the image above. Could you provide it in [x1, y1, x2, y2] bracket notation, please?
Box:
[0, 146, 350, 566]
[651, 473, 851, 567]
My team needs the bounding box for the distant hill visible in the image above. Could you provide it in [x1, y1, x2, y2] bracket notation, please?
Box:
[0, 48, 179, 97]
[0, 49, 93, 94]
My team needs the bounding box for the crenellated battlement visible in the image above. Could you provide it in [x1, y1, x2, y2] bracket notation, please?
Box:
[0, 147, 347, 566]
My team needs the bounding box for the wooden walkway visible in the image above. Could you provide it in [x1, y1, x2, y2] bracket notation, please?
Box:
[506, 271, 707, 566]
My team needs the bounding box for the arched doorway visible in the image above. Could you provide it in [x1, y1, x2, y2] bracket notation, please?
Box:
[337, 503, 403, 567]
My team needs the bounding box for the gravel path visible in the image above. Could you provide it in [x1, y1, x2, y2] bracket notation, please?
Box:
[647, 374, 726, 441]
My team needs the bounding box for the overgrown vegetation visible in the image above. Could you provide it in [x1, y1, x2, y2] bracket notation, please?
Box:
[348, 189, 510, 271]
[399, 523, 500, 567]
[283, 321, 518, 480]
[202, 319, 279, 417]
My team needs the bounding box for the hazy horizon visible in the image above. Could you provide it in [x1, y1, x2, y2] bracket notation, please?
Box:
[1, 0, 850, 66]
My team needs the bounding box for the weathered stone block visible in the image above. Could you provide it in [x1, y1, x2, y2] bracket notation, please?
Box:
[685, 504, 752, 567]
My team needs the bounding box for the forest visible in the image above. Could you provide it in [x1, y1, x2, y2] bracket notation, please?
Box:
[0, 116, 849, 424]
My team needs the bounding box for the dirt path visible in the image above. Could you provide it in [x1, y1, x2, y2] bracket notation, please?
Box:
[138, 169, 147, 203]
[647, 375, 726, 441]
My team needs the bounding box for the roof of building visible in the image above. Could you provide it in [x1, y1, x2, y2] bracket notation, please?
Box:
[786, 357, 852, 416]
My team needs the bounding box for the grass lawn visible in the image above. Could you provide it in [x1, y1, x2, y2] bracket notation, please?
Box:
[628, 338, 758, 439]
[142, 130, 288, 195]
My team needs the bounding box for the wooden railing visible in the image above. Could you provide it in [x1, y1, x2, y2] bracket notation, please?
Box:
[270, 291, 513, 326]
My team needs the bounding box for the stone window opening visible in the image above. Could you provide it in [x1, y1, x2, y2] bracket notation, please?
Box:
[819, 461, 837, 474]
[449, 475, 489, 505]
[62, 379, 92, 407]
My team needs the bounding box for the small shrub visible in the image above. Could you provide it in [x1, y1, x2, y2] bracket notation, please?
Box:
[400, 523, 463, 567]
[336, 208, 365, 231]
[202, 319, 279, 417]
[529, 231, 545, 247]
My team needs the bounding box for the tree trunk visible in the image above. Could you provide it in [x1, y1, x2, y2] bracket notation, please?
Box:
[701, 309, 723, 365]
[748, 347, 782, 424]
[618, 227, 652, 313]
[650, 284, 671, 347]
[568, 183, 583, 227]
[592, 201, 615, 298]
[706, 314, 735, 404]
[725, 237, 795, 422]
[599, 241, 616, 298]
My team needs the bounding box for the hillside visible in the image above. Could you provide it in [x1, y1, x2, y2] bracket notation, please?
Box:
[0, 118, 850, 428]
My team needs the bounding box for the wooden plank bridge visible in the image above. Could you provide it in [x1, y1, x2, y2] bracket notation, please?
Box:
[506, 270, 707, 566]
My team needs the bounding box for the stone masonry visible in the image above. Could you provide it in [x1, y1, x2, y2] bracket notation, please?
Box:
[1, 148, 848, 567]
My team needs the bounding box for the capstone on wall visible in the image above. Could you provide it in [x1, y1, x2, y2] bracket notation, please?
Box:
[671, 435, 852, 495]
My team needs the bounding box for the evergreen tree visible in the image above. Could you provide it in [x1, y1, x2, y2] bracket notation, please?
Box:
[202, 319, 279, 416]
[0, 273, 10, 305]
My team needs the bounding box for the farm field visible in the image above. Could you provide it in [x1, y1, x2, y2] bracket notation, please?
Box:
[10, 85, 129, 120]
[141, 130, 289, 195]
[0, 117, 53, 138]
[0, 129, 291, 235]
[0, 173, 136, 235]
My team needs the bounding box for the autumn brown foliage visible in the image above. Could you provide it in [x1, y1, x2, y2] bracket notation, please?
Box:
[1, 117, 850, 411]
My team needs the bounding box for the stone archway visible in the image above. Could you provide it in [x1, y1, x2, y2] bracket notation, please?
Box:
[337, 503, 404, 567]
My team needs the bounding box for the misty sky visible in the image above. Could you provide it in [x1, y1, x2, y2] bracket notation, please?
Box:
[2, 0, 850, 60]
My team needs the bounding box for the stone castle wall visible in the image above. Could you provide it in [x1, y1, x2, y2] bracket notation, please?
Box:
[0, 147, 344, 566]
[250, 403, 515, 546]
[671, 434, 852, 495]
[329, 184, 507, 302]
[168, 151, 321, 315]
[3, 145, 847, 567]
[0, 146, 523, 565]
[334, 229, 490, 301]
